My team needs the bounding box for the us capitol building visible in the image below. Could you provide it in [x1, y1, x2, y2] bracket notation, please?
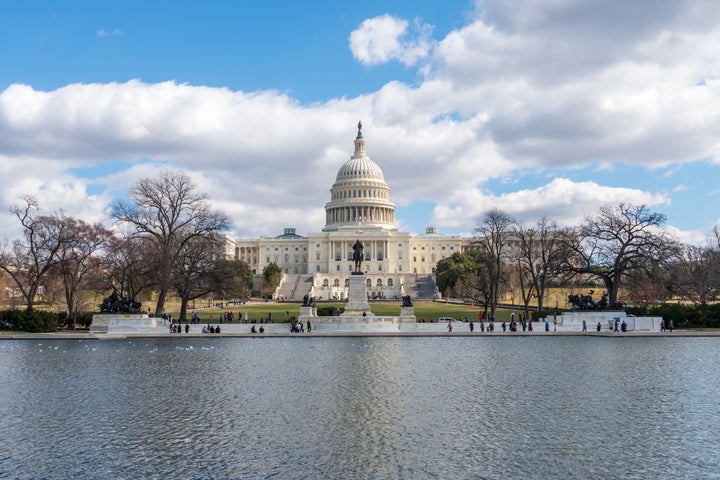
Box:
[227, 122, 467, 301]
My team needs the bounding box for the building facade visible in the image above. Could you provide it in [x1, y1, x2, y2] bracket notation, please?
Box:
[227, 123, 466, 300]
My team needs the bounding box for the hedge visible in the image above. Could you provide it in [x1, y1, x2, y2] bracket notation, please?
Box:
[626, 303, 720, 328]
[0, 310, 58, 333]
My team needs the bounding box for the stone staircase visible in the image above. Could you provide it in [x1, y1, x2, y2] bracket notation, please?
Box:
[293, 274, 314, 301]
[415, 274, 436, 299]
[275, 275, 297, 301]
[276, 274, 315, 302]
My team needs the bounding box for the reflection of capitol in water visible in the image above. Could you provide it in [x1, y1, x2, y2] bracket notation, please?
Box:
[316, 338, 410, 476]
[227, 122, 468, 301]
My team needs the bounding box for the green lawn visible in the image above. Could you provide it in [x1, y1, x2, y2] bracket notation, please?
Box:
[189, 300, 523, 323]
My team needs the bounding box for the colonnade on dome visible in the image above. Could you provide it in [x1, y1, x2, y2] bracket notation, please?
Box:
[325, 205, 395, 226]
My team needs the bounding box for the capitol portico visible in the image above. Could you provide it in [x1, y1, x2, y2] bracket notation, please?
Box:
[229, 122, 466, 301]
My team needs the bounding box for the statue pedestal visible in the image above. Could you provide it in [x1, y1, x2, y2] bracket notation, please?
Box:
[400, 306, 416, 321]
[299, 306, 316, 317]
[343, 273, 374, 317]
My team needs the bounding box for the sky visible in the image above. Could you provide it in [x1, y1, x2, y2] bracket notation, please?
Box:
[0, 0, 719, 245]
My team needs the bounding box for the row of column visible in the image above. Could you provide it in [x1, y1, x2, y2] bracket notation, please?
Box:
[326, 206, 394, 225]
[330, 240, 388, 261]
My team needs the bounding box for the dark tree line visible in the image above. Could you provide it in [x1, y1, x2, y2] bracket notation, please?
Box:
[0, 171, 253, 325]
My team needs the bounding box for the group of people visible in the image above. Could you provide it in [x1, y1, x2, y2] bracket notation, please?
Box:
[201, 325, 222, 333]
[289, 318, 310, 333]
[169, 322, 188, 334]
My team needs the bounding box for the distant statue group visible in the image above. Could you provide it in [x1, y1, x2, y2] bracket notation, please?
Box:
[402, 295, 413, 307]
[99, 291, 143, 314]
[568, 290, 623, 311]
[302, 295, 316, 307]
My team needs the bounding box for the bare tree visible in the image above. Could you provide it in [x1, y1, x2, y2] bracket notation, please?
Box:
[172, 234, 226, 322]
[0, 197, 68, 311]
[474, 209, 515, 319]
[112, 171, 231, 315]
[513, 218, 572, 315]
[669, 243, 720, 304]
[563, 203, 677, 307]
[52, 218, 112, 324]
[102, 235, 156, 303]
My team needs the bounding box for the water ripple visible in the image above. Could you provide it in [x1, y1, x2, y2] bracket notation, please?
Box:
[1, 337, 719, 479]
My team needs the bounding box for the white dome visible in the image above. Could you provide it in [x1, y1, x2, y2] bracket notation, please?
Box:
[335, 156, 385, 184]
[323, 122, 396, 232]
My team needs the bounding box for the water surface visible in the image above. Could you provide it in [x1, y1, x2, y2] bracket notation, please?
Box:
[1, 336, 717, 479]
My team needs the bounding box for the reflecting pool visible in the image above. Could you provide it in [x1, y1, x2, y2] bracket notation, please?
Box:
[1, 336, 718, 479]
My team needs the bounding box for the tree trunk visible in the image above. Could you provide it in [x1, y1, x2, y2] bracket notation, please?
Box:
[26, 284, 38, 311]
[155, 287, 167, 316]
[178, 296, 189, 323]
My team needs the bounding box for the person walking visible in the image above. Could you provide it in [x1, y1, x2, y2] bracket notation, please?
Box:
[447, 321, 453, 333]
[582, 320, 587, 332]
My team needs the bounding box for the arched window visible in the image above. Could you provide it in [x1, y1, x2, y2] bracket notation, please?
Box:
[387, 279, 394, 287]
[333, 279, 340, 287]
[345, 278, 350, 287]
[322, 279, 329, 287]
[376, 279, 383, 287]
[366, 279, 372, 287]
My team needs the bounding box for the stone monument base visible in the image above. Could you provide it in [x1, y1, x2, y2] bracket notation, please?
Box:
[551, 311, 663, 332]
[297, 273, 417, 332]
[91, 314, 155, 334]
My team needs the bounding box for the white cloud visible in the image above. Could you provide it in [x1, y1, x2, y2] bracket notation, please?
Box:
[431, 178, 670, 229]
[349, 14, 433, 67]
[2, 0, 720, 245]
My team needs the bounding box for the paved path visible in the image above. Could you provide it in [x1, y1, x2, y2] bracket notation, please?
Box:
[2, 330, 719, 340]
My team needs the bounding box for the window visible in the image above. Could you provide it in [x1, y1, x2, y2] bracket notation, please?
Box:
[345, 279, 350, 287]
[323, 279, 329, 287]
[377, 279, 383, 286]
[316, 253, 320, 260]
[336, 265, 340, 272]
[366, 279, 372, 287]
[284, 254, 289, 263]
[388, 279, 394, 287]
[333, 279, 340, 287]
[316, 265, 321, 272]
